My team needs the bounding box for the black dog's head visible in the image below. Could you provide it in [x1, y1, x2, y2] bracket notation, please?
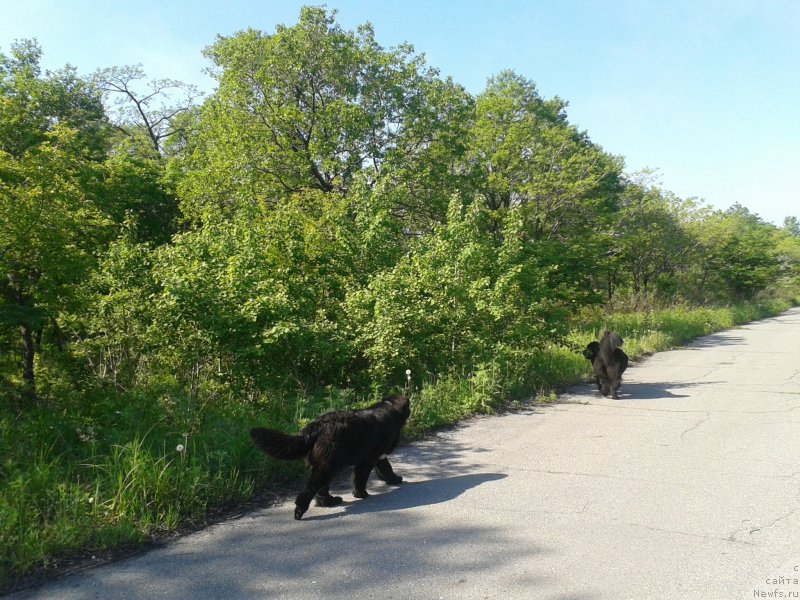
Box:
[383, 394, 411, 422]
[582, 341, 600, 361]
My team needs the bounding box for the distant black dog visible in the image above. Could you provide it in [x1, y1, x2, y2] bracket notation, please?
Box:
[582, 331, 629, 399]
[250, 394, 410, 520]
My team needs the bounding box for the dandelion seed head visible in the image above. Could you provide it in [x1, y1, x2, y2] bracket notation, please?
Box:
[176, 444, 185, 453]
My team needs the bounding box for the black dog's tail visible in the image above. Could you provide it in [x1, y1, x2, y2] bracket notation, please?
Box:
[249, 428, 311, 460]
[598, 331, 623, 362]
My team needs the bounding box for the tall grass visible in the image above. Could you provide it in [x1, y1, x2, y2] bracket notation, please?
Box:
[1, 297, 797, 591]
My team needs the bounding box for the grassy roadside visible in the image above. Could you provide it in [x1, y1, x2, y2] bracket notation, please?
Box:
[1, 298, 797, 592]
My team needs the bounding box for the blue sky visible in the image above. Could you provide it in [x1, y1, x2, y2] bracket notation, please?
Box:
[3, 0, 798, 224]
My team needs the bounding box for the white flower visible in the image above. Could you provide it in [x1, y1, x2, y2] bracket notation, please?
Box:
[176, 444, 185, 453]
[88, 497, 94, 504]
[405, 369, 412, 375]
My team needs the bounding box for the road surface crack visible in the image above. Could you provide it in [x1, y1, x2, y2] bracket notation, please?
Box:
[604, 517, 756, 547]
[748, 508, 798, 536]
[680, 413, 711, 440]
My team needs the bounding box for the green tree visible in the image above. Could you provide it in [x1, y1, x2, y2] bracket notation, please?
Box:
[73, 224, 159, 390]
[142, 192, 363, 391]
[0, 40, 111, 402]
[178, 7, 471, 227]
[783, 215, 800, 238]
[348, 197, 579, 382]
[93, 65, 200, 245]
[774, 222, 800, 295]
[609, 174, 695, 305]
[462, 71, 622, 312]
[94, 64, 202, 158]
[687, 205, 781, 302]
[466, 71, 623, 238]
[103, 148, 181, 245]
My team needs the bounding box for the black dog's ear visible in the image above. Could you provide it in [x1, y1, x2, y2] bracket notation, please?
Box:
[582, 341, 599, 360]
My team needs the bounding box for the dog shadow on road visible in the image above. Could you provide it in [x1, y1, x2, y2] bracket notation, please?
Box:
[614, 380, 722, 400]
[685, 334, 746, 348]
[303, 472, 507, 520]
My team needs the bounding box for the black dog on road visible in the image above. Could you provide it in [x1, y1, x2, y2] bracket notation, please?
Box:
[250, 394, 410, 520]
[583, 331, 629, 399]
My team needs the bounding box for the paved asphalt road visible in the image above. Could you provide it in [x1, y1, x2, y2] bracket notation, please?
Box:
[11, 308, 800, 600]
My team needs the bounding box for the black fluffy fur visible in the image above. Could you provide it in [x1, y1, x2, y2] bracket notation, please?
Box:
[582, 331, 629, 399]
[250, 394, 410, 520]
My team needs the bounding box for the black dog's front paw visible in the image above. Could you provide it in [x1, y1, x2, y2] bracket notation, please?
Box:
[353, 489, 369, 499]
[294, 493, 313, 520]
[383, 474, 402, 485]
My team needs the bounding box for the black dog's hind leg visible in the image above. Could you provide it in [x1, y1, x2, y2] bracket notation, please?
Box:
[314, 484, 343, 507]
[609, 372, 622, 399]
[352, 462, 374, 498]
[603, 363, 621, 398]
[375, 457, 402, 485]
[295, 468, 333, 520]
[598, 376, 612, 398]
